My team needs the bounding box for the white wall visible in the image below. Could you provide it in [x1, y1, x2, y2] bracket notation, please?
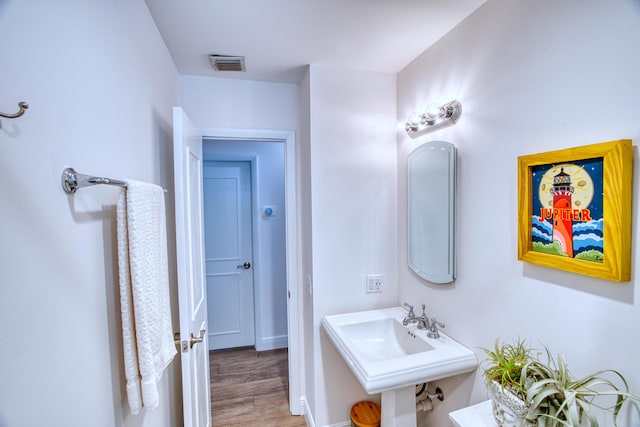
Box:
[203, 139, 288, 350]
[178, 75, 299, 131]
[0, 2, 180, 427]
[307, 65, 398, 426]
[397, 1, 640, 425]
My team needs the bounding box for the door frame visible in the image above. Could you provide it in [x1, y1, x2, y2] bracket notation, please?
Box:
[200, 127, 302, 415]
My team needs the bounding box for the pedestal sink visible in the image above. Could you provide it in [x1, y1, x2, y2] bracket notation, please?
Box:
[321, 307, 477, 427]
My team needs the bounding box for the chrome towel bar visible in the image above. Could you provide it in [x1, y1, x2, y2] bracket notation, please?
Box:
[62, 167, 127, 194]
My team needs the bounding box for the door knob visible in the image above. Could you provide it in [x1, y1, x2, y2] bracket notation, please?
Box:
[237, 262, 251, 269]
[190, 329, 206, 349]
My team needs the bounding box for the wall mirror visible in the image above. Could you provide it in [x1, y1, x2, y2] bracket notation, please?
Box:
[408, 141, 456, 283]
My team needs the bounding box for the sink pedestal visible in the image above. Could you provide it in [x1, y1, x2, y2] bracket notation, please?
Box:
[381, 386, 416, 427]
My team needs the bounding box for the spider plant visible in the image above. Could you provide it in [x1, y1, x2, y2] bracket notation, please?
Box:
[482, 338, 533, 400]
[522, 346, 639, 427]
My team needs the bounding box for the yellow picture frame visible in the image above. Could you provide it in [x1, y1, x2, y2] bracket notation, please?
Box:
[517, 139, 633, 281]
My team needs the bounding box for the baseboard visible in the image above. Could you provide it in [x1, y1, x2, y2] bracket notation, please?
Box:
[290, 395, 305, 416]
[255, 334, 288, 351]
[302, 397, 351, 427]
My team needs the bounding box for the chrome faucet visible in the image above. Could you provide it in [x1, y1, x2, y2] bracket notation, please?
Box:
[402, 303, 419, 325]
[416, 304, 430, 330]
[403, 303, 445, 339]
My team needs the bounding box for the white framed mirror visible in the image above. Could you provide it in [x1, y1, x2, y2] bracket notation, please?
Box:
[408, 141, 456, 283]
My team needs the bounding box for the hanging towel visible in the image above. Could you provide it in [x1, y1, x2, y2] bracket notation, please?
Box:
[117, 180, 176, 414]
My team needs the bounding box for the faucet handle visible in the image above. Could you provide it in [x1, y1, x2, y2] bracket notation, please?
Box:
[403, 302, 415, 317]
[431, 318, 444, 328]
[427, 317, 445, 339]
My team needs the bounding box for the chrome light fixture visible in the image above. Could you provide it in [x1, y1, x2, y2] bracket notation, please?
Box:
[405, 100, 462, 136]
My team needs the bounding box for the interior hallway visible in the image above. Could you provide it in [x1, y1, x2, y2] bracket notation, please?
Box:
[210, 347, 307, 426]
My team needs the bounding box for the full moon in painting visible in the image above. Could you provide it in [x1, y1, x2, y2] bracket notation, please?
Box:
[537, 163, 594, 210]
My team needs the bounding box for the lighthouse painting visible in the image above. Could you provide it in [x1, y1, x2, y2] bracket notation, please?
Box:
[518, 140, 631, 281]
[530, 158, 604, 262]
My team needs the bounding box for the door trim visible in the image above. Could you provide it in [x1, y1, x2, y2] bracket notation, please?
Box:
[200, 127, 302, 415]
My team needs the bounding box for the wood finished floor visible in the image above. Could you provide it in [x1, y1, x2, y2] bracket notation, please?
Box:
[210, 347, 307, 426]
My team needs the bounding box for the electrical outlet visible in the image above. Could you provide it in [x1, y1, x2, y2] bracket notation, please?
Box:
[366, 274, 383, 293]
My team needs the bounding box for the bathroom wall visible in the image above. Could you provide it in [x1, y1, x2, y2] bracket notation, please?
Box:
[397, 1, 640, 425]
[178, 75, 299, 131]
[306, 65, 399, 426]
[0, 1, 180, 427]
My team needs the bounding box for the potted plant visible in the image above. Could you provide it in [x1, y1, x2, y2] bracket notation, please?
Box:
[522, 346, 638, 427]
[482, 339, 535, 426]
[482, 339, 639, 427]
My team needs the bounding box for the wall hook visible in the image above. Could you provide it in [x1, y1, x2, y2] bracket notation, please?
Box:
[0, 102, 29, 119]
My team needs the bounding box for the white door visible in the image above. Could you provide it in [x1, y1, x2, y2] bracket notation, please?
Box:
[173, 107, 211, 427]
[203, 161, 255, 350]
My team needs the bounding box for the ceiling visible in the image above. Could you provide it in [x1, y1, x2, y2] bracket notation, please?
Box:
[144, 0, 487, 84]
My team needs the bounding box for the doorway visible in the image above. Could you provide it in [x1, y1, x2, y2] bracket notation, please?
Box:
[203, 138, 289, 353]
[199, 128, 302, 415]
[202, 129, 305, 415]
[174, 111, 302, 422]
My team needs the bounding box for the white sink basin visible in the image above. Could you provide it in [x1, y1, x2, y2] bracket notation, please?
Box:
[321, 307, 477, 394]
[340, 317, 434, 361]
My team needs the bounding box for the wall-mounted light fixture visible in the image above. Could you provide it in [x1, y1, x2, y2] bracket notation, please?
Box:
[405, 100, 461, 136]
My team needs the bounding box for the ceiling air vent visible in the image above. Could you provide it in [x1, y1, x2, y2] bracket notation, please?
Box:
[209, 55, 246, 72]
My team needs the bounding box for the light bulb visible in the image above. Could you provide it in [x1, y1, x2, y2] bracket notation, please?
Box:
[405, 111, 422, 132]
[422, 103, 441, 125]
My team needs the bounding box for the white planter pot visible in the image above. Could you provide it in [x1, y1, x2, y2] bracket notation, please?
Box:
[487, 381, 533, 427]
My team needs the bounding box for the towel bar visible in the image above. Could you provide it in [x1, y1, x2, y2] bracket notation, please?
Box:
[62, 167, 127, 194]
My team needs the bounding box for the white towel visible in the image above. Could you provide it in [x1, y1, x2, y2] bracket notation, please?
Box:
[117, 180, 176, 414]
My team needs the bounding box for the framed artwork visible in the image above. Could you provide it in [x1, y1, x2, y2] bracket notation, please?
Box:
[517, 139, 632, 281]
